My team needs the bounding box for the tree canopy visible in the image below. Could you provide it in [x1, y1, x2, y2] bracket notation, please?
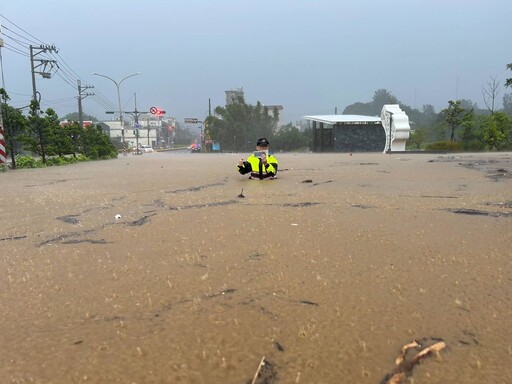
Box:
[506, 63, 512, 88]
[1, 88, 118, 168]
[209, 97, 278, 152]
[343, 89, 398, 116]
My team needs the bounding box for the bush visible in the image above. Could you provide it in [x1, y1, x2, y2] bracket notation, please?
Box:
[46, 156, 68, 166]
[14, 154, 92, 168]
[424, 141, 462, 152]
[15, 155, 44, 168]
[461, 140, 486, 152]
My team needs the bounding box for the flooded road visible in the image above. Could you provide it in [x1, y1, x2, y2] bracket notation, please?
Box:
[1, 151, 511, 383]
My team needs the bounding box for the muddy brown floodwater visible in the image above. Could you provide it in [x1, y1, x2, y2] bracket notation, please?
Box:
[1, 151, 511, 384]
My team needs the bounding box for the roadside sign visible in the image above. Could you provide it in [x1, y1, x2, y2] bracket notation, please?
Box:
[149, 107, 157, 114]
[184, 118, 199, 124]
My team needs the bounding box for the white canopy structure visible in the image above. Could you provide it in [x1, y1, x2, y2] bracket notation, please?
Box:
[305, 106, 411, 153]
[304, 115, 382, 125]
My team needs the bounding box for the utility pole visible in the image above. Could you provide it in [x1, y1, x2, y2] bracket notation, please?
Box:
[77, 80, 94, 127]
[30, 45, 59, 112]
[112, 93, 149, 153]
[131, 93, 142, 154]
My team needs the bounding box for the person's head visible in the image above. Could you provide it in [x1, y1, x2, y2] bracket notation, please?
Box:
[256, 137, 270, 150]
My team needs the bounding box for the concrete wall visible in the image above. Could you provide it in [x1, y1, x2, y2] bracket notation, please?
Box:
[333, 124, 386, 152]
[314, 122, 386, 152]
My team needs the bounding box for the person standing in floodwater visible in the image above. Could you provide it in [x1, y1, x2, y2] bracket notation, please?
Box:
[237, 137, 278, 179]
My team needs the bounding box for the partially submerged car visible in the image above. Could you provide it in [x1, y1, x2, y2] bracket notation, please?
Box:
[139, 145, 154, 153]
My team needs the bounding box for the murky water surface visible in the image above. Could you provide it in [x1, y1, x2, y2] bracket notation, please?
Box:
[1, 152, 511, 383]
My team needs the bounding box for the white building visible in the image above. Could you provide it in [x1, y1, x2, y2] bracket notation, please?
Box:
[104, 118, 159, 148]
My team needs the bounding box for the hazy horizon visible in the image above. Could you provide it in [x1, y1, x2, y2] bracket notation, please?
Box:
[1, 0, 511, 125]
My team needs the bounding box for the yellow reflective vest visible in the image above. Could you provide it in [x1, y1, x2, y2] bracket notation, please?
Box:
[237, 153, 278, 179]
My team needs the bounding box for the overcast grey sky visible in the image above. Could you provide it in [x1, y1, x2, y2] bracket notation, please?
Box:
[1, 0, 511, 124]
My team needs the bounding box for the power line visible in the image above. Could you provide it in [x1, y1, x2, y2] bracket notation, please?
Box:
[0, 13, 46, 45]
[53, 68, 77, 89]
[2, 42, 29, 57]
[1, 12, 121, 118]
[1, 25, 38, 46]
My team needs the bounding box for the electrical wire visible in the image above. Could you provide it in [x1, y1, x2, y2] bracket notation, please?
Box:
[1, 42, 29, 57]
[1, 12, 120, 117]
[1, 25, 39, 46]
[0, 13, 45, 45]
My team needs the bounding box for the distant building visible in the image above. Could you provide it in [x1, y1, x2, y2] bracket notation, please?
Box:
[59, 120, 93, 128]
[305, 106, 410, 152]
[225, 87, 244, 105]
[103, 120, 124, 142]
[225, 87, 284, 126]
[101, 115, 168, 148]
[263, 105, 283, 127]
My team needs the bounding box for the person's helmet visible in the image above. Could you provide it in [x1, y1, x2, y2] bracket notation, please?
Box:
[257, 138, 269, 146]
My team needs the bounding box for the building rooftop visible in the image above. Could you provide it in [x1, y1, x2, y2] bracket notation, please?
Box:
[304, 115, 382, 124]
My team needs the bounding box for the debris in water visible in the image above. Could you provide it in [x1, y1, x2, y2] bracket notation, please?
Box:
[250, 356, 277, 384]
[273, 341, 284, 352]
[115, 214, 122, 220]
[57, 215, 80, 224]
[381, 338, 447, 384]
[445, 208, 512, 218]
[299, 300, 319, 306]
[237, 188, 245, 198]
[0, 235, 28, 241]
[282, 202, 319, 207]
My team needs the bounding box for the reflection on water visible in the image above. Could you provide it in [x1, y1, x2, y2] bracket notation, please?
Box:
[1, 152, 511, 383]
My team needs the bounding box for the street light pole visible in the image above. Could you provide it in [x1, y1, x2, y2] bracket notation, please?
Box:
[92, 72, 140, 150]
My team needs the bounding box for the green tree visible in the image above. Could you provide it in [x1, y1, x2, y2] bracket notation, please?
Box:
[45, 109, 72, 157]
[21, 101, 53, 164]
[210, 99, 278, 152]
[459, 99, 478, 111]
[272, 124, 311, 151]
[1, 89, 27, 169]
[506, 63, 512, 88]
[503, 93, 512, 116]
[483, 112, 510, 150]
[420, 104, 438, 125]
[62, 121, 84, 157]
[342, 101, 371, 115]
[343, 89, 399, 116]
[407, 127, 426, 150]
[1, 95, 118, 166]
[459, 112, 486, 151]
[372, 89, 398, 113]
[81, 124, 117, 159]
[62, 112, 98, 122]
[442, 100, 472, 142]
